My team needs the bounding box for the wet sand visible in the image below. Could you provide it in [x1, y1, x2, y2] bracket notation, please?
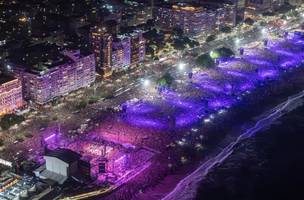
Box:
[195, 102, 304, 200]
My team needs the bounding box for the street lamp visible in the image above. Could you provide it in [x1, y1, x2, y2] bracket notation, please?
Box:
[209, 51, 214, 57]
[261, 28, 267, 35]
[143, 79, 150, 87]
[178, 62, 186, 71]
[235, 38, 241, 45]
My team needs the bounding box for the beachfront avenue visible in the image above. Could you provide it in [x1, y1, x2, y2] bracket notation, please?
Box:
[0, 4, 304, 200]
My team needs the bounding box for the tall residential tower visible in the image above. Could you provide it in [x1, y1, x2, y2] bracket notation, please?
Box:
[90, 26, 113, 77]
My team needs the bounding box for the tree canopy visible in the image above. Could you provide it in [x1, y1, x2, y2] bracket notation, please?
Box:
[172, 38, 186, 50]
[216, 47, 234, 58]
[196, 54, 215, 68]
[157, 72, 174, 88]
[244, 18, 254, 26]
[172, 36, 199, 50]
[196, 47, 234, 68]
[220, 26, 232, 33]
[172, 27, 183, 37]
[206, 35, 216, 43]
[76, 100, 87, 110]
[0, 114, 25, 130]
[145, 19, 155, 28]
[262, 11, 275, 16]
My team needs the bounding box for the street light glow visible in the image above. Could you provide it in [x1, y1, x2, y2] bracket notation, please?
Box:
[178, 62, 186, 71]
[235, 38, 240, 45]
[261, 28, 267, 35]
[143, 79, 150, 87]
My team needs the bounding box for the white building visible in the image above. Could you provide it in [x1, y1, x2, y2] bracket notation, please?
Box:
[154, 3, 217, 36]
[35, 149, 81, 184]
[246, 0, 285, 12]
[112, 35, 131, 71]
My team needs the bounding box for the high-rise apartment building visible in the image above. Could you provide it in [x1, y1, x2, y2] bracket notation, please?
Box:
[0, 74, 24, 116]
[233, 0, 246, 25]
[91, 27, 145, 75]
[112, 35, 131, 71]
[154, 3, 217, 36]
[246, 0, 284, 12]
[128, 31, 146, 65]
[13, 49, 96, 104]
[90, 26, 113, 77]
[217, 3, 236, 27]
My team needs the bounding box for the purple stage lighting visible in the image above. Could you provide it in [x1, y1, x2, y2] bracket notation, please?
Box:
[225, 70, 247, 78]
[44, 133, 56, 141]
[208, 98, 235, 110]
[165, 97, 198, 109]
[280, 60, 298, 69]
[274, 49, 296, 57]
[258, 69, 279, 79]
[240, 82, 255, 91]
[246, 57, 274, 67]
[125, 116, 167, 129]
[125, 102, 157, 114]
[175, 112, 201, 128]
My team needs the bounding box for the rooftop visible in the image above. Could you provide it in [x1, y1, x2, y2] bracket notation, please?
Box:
[9, 42, 92, 74]
[45, 148, 81, 164]
[9, 43, 68, 72]
[158, 2, 209, 11]
[172, 3, 206, 12]
[0, 72, 16, 85]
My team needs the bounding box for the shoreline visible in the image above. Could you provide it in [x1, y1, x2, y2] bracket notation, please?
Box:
[195, 99, 304, 200]
[133, 66, 304, 200]
[162, 86, 304, 200]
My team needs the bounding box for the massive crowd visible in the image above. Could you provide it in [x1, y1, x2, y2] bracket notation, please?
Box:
[1, 35, 304, 200]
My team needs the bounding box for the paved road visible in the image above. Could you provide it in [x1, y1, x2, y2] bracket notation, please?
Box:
[162, 90, 304, 200]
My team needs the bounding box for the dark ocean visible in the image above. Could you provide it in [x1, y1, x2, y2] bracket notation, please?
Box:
[195, 104, 304, 200]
